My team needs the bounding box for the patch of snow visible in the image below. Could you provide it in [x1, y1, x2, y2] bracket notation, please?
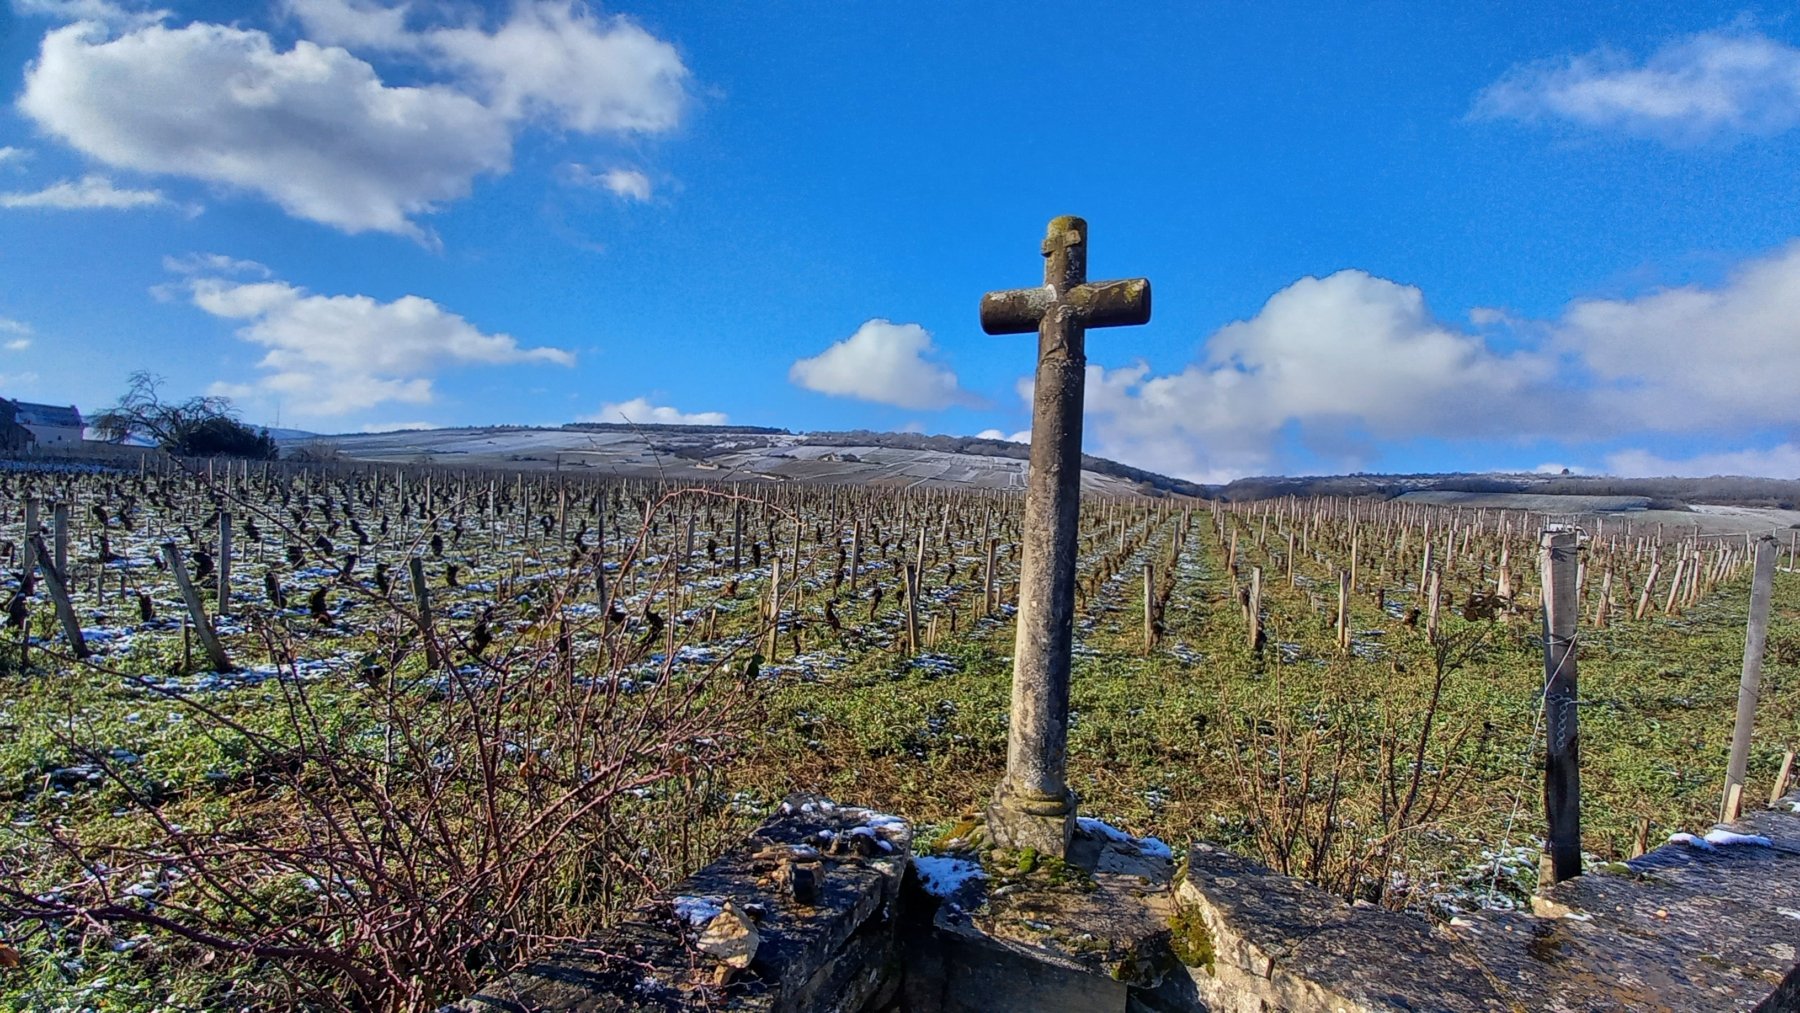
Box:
[1076, 816, 1173, 859]
[913, 856, 984, 899]
[1704, 828, 1772, 847]
[672, 895, 724, 927]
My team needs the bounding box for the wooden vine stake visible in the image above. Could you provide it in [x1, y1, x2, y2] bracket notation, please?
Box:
[1722, 535, 1778, 821]
[29, 533, 87, 659]
[162, 541, 233, 672]
[1539, 526, 1581, 884]
[408, 556, 442, 670]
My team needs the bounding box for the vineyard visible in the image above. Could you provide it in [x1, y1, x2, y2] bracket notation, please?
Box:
[1, 458, 1796, 1010]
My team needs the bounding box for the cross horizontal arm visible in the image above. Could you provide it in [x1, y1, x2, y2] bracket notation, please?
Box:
[1068, 278, 1151, 329]
[979, 286, 1053, 335]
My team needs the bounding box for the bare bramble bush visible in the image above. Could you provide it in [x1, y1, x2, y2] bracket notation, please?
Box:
[1222, 630, 1497, 906]
[0, 488, 765, 1011]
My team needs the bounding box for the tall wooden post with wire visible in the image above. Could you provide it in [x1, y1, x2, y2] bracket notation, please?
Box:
[1540, 526, 1582, 884]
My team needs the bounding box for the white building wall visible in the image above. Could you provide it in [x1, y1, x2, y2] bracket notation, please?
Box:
[23, 423, 83, 448]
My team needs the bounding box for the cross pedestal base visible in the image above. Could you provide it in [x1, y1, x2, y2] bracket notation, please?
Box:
[986, 784, 1077, 857]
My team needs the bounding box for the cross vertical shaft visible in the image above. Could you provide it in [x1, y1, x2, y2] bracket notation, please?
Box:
[980, 216, 1151, 856]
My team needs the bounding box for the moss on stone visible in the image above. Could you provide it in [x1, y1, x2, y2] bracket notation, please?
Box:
[1168, 903, 1215, 975]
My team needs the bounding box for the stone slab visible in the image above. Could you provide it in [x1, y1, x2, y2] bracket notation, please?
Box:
[449, 796, 911, 1013]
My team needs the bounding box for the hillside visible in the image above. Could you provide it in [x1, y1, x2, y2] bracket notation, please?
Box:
[281, 424, 1206, 497]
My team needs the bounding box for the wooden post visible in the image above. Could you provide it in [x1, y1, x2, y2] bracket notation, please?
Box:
[29, 533, 87, 658]
[162, 542, 233, 672]
[904, 563, 920, 656]
[1425, 569, 1441, 645]
[52, 501, 69, 577]
[1662, 557, 1686, 615]
[983, 537, 997, 616]
[1723, 536, 1778, 820]
[1540, 527, 1581, 883]
[1248, 565, 1262, 652]
[217, 510, 233, 618]
[766, 558, 783, 661]
[1593, 567, 1612, 629]
[22, 498, 37, 588]
[1336, 569, 1350, 653]
[732, 501, 743, 571]
[1771, 749, 1795, 806]
[1142, 562, 1156, 652]
[408, 556, 441, 669]
[850, 519, 863, 594]
[1635, 561, 1661, 620]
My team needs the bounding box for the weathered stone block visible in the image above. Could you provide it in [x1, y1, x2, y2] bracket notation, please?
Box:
[449, 796, 911, 1013]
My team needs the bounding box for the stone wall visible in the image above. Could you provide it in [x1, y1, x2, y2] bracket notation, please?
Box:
[452, 795, 1800, 1012]
[449, 796, 912, 1013]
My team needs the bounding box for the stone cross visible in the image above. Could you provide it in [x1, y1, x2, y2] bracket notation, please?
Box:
[979, 216, 1151, 856]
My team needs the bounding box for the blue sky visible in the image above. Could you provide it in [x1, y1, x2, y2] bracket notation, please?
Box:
[1, 0, 1798, 482]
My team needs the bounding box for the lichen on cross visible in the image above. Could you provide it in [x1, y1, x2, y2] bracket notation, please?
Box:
[979, 216, 1152, 857]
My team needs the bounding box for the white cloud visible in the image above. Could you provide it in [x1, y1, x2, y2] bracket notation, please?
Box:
[179, 271, 574, 417]
[563, 163, 653, 200]
[1071, 270, 1553, 482]
[975, 428, 1029, 444]
[19, 22, 506, 237]
[0, 147, 27, 164]
[12, 0, 166, 28]
[0, 318, 31, 337]
[580, 396, 727, 426]
[1474, 28, 1800, 141]
[162, 252, 272, 277]
[1065, 241, 1800, 482]
[4, 339, 31, 352]
[1558, 240, 1800, 432]
[789, 319, 980, 410]
[360, 420, 438, 433]
[279, 0, 413, 50]
[17, 3, 687, 236]
[599, 167, 651, 201]
[418, 2, 686, 133]
[1606, 443, 1800, 478]
[0, 173, 166, 209]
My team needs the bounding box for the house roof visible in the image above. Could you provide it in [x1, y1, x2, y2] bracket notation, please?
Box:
[11, 401, 83, 428]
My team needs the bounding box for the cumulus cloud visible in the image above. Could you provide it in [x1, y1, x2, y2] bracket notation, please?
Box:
[1473, 28, 1800, 141]
[12, 0, 166, 28]
[177, 270, 573, 417]
[1071, 271, 1553, 482]
[17, 3, 687, 236]
[416, 2, 686, 133]
[1606, 443, 1800, 478]
[790, 319, 980, 410]
[0, 147, 27, 164]
[579, 396, 727, 426]
[19, 22, 505, 237]
[1559, 240, 1800, 432]
[0, 173, 167, 209]
[0, 318, 31, 338]
[1070, 244, 1800, 483]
